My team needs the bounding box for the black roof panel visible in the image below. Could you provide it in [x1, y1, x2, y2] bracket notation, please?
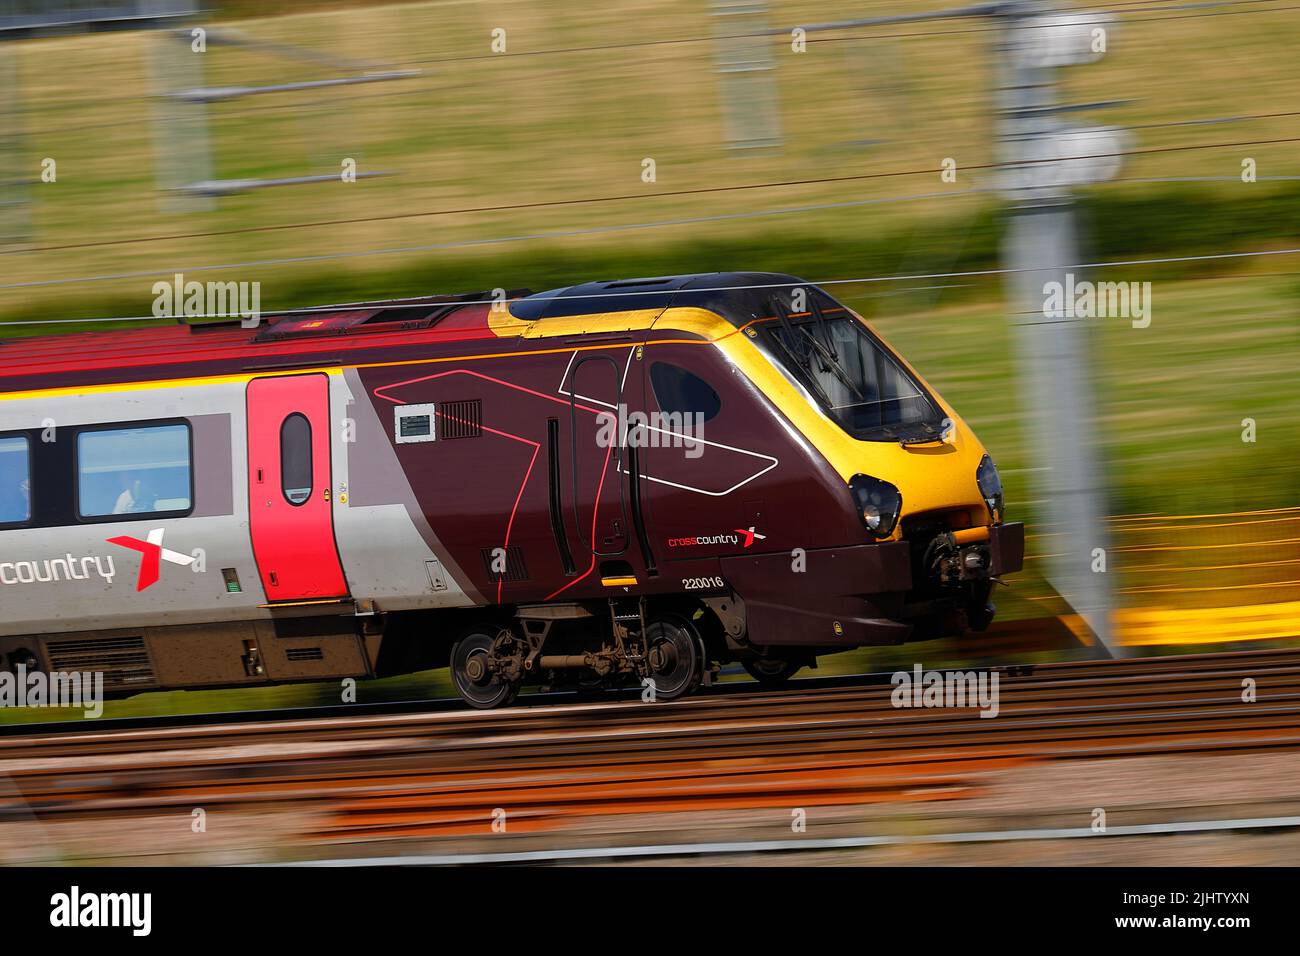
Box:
[508, 272, 806, 322]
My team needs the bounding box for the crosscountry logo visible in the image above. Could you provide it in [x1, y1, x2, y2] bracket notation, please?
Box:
[667, 527, 767, 549]
[107, 529, 195, 592]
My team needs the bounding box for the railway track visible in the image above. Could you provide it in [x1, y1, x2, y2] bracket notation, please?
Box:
[3, 647, 1299, 857]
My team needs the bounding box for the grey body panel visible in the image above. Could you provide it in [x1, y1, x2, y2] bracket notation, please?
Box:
[0, 372, 477, 638]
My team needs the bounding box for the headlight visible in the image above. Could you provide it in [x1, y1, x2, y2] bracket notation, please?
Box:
[849, 474, 903, 538]
[976, 454, 1004, 522]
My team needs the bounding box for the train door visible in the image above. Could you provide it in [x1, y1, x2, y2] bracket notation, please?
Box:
[638, 347, 767, 556]
[565, 352, 630, 562]
[246, 373, 349, 601]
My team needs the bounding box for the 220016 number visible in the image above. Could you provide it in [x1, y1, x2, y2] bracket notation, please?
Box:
[681, 576, 726, 591]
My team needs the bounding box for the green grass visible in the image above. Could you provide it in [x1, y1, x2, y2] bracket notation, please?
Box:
[4, 0, 1297, 314]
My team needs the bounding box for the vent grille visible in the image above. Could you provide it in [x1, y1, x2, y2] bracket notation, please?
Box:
[45, 635, 155, 689]
[285, 647, 324, 662]
[481, 546, 529, 582]
[438, 400, 483, 440]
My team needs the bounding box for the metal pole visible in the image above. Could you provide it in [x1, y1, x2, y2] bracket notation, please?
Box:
[763, 2, 1119, 652]
[995, 1, 1116, 653]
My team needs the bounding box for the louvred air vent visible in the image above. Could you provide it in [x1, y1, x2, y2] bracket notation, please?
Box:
[438, 400, 483, 439]
[45, 636, 156, 690]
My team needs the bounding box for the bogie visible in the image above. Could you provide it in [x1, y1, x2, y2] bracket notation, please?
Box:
[439, 603, 715, 708]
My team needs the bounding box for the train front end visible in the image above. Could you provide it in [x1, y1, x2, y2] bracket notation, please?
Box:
[714, 277, 1026, 644]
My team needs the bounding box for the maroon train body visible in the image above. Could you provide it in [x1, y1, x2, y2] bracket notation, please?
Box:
[0, 274, 1023, 707]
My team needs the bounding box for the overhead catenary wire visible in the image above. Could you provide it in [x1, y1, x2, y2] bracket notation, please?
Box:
[4, 133, 1296, 261]
[2, 244, 1297, 327]
[402, 0, 1284, 65]
[2, 3, 1293, 324]
[6, 0, 1291, 281]
[11, 1, 1290, 121]
[0, 187, 988, 293]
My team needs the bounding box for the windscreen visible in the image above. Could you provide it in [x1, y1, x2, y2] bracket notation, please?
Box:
[752, 290, 945, 442]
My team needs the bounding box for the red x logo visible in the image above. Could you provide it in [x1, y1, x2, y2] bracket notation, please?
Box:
[107, 529, 195, 591]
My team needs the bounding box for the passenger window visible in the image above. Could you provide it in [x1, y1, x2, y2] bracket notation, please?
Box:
[0, 435, 31, 524]
[77, 423, 192, 518]
[280, 413, 313, 506]
[650, 363, 722, 422]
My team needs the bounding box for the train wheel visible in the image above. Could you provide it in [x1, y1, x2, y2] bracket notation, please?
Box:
[450, 630, 519, 709]
[742, 657, 802, 686]
[644, 616, 703, 701]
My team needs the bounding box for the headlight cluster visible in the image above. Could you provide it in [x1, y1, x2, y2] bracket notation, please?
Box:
[849, 474, 902, 538]
[976, 454, 1004, 522]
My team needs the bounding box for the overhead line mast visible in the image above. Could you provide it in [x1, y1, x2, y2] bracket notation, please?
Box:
[774, 1, 1119, 653]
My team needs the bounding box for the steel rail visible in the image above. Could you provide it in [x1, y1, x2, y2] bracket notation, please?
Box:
[277, 813, 1300, 866]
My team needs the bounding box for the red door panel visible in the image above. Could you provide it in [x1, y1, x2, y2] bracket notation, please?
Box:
[247, 374, 349, 601]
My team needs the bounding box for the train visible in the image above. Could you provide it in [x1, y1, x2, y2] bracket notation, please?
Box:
[0, 272, 1023, 708]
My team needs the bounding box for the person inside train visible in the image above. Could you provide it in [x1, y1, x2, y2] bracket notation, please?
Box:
[112, 473, 146, 515]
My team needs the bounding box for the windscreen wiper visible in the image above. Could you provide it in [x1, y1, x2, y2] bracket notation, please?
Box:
[805, 294, 867, 403]
[772, 300, 837, 410]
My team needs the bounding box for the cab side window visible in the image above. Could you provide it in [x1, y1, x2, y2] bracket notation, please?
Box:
[650, 362, 722, 422]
